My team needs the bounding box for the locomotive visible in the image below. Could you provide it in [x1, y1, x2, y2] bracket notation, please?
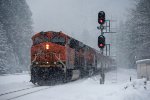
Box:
[30, 31, 111, 85]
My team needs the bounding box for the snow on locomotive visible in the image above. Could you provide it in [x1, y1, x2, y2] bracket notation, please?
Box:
[30, 31, 110, 85]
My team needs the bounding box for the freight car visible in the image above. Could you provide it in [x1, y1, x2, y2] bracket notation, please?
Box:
[30, 31, 111, 85]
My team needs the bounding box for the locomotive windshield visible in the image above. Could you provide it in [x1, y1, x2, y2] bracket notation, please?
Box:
[33, 35, 66, 46]
[33, 35, 49, 45]
[51, 36, 65, 45]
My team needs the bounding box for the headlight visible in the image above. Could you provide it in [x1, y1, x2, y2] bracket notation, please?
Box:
[46, 44, 49, 49]
[35, 62, 38, 64]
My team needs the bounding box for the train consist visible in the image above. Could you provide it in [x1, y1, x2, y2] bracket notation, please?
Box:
[30, 31, 112, 85]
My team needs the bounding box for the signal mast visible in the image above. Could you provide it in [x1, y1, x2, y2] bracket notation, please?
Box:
[97, 11, 106, 84]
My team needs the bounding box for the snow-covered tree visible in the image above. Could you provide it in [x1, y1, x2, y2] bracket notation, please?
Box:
[0, 22, 19, 74]
[131, 0, 150, 60]
[117, 0, 150, 68]
[0, 23, 8, 74]
[0, 0, 33, 73]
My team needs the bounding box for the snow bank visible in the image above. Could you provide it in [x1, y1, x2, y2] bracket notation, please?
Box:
[17, 77, 150, 100]
[0, 68, 150, 100]
[0, 74, 30, 85]
[0, 74, 33, 95]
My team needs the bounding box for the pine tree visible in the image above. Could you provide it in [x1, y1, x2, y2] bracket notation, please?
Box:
[130, 0, 150, 60]
[0, 0, 33, 73]
[0, 23, 7, 74]
[117, 0, 150, 68]
[0, 22, 18, 74]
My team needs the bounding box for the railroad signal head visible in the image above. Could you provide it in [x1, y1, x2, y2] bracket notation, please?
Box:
[98, 35, 105, 49]
[98, 11, 105, 25]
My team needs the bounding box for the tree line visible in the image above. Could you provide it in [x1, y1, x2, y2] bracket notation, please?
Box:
[117, 0, 150, 68]
[0, 0, 33, 74]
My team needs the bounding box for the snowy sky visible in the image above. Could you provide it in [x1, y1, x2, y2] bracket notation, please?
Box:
[26, 0, 134, 50]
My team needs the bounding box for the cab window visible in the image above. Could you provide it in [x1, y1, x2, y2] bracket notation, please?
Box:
[51, 36, 66, 46]
[33, 35, 66, 46]
[33, 35, 49, 45]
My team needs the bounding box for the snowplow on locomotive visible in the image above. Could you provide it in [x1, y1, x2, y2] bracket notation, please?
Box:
[30, 31, 111, 85]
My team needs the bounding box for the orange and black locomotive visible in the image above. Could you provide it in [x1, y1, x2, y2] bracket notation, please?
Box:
[30, 31, 108, 85]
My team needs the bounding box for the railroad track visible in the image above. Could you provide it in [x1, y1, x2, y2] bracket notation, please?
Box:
[0, 77, 90, 100]
[0, 86, 36, 96]
[0, 86, 51, 100]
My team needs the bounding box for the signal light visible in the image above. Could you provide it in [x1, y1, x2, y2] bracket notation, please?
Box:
[98, 11, 105, 25]
[46, 44, 49, 50]
[99, 43, 104, 47]
[98, 35, 105, 49]
[99, 19, 103, 23]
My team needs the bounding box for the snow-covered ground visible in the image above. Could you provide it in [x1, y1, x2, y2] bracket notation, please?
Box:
[0, 68, 150, 100]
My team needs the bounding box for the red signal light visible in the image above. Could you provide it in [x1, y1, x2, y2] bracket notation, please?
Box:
[98, 19, 105, 24]
[99, 44, 103, 47]
[100, 19, 103, 23]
